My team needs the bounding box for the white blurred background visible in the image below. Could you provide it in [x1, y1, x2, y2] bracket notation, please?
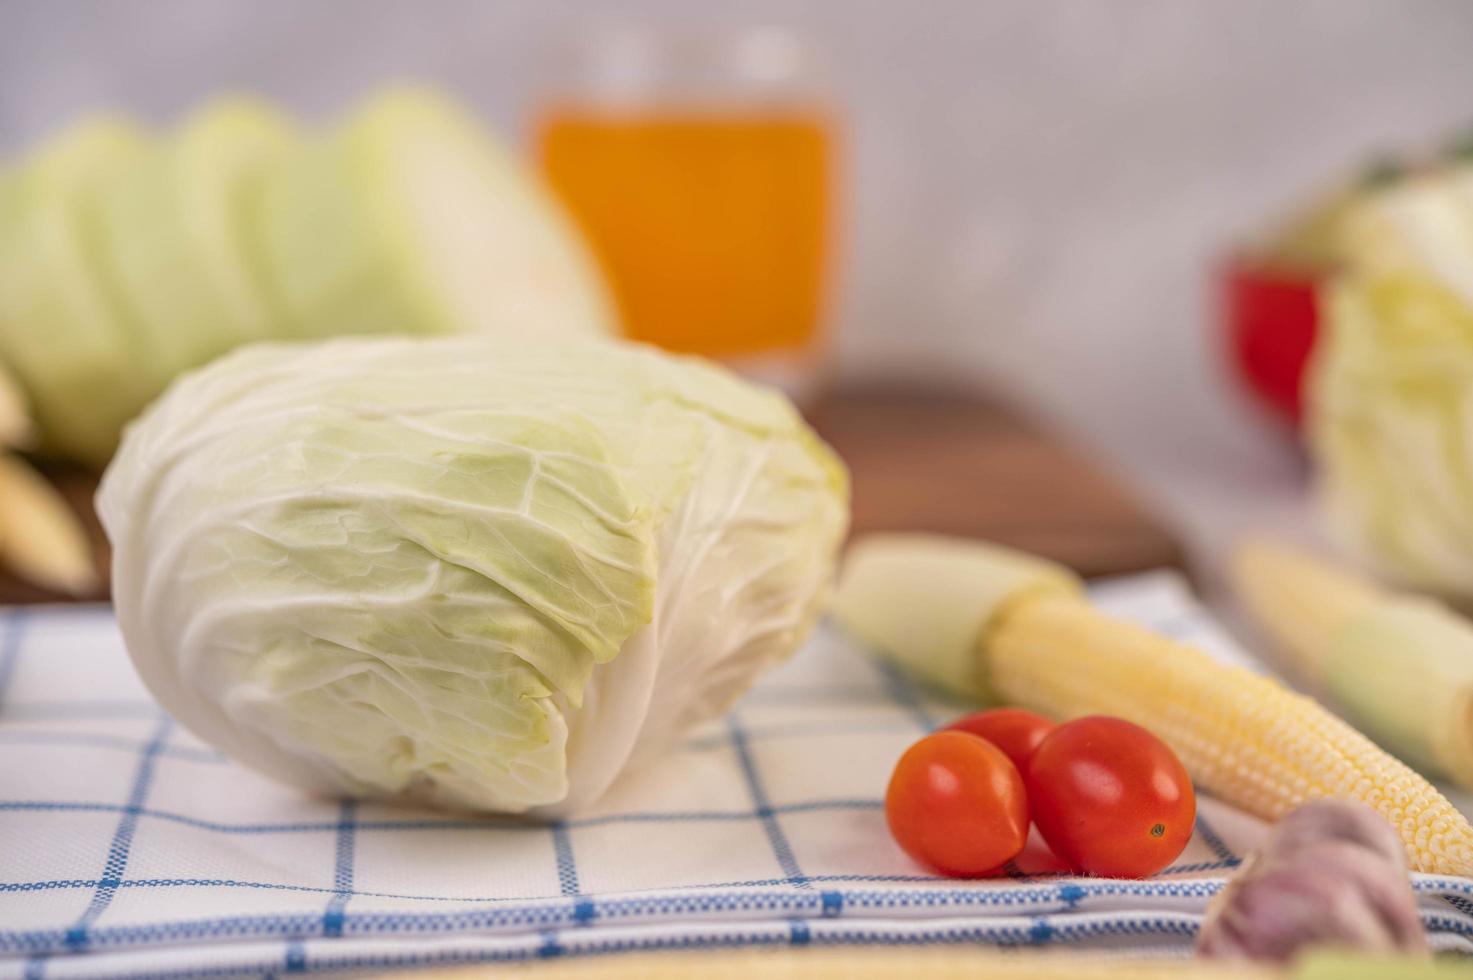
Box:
[4, 0, 1473, 573]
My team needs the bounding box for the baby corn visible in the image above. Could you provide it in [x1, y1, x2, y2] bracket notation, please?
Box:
[1233, 538, 1473, 790]
[833, 534, 1473, 876]
[0, 360, 94, 595]
[0, 454, 96, 595]
[991, 594, 1473, 875]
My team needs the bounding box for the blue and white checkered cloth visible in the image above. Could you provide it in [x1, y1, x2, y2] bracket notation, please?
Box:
[2, 572, 1472, 979]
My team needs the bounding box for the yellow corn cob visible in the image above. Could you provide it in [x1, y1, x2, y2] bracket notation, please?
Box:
[0, 453, 95, 595]
[1231, 539, 1379, 682]
[832, 534, 1473, 877]
[991, 594, 1473, 876]
[1233, 539, 1473, 790]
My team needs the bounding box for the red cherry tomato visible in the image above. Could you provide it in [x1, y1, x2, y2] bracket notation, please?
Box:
[1026, 716, 1195, 878]
[944, 708, 1055, 773]
[885, 731, 1029, 877]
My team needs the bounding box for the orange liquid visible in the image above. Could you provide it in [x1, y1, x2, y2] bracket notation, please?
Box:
[537, 108, 832, 358]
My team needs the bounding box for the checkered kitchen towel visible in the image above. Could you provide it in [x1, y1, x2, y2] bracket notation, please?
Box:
[2, 572, 1472, 979]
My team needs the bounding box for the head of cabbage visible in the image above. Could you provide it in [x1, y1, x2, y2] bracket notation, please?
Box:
[98, 336, 848, 815]
[1308, 166, 1473, 597]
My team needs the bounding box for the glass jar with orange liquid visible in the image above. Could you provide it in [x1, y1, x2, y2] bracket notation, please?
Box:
[533, 26, 836, 400]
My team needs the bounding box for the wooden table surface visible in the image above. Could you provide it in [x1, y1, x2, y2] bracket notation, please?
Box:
[0, 387, 1182, 604]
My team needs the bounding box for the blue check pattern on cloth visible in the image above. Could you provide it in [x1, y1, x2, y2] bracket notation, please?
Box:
[2, 573, 1472, 979]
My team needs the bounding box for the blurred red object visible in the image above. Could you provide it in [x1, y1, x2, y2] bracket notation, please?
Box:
[1223, 257, 1322, 428]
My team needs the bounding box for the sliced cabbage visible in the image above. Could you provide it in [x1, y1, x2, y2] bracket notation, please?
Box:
[256, 87, 616, 341]
[0, 87, 613, 468]
[93, 97, 299, 389]
[0, 117, 156, 465]
[98, 335, 848, 814]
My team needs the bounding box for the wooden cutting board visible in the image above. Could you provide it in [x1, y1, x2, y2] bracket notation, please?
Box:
[807, 387, 1184, 578]
[0, 388, 1182, 604]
